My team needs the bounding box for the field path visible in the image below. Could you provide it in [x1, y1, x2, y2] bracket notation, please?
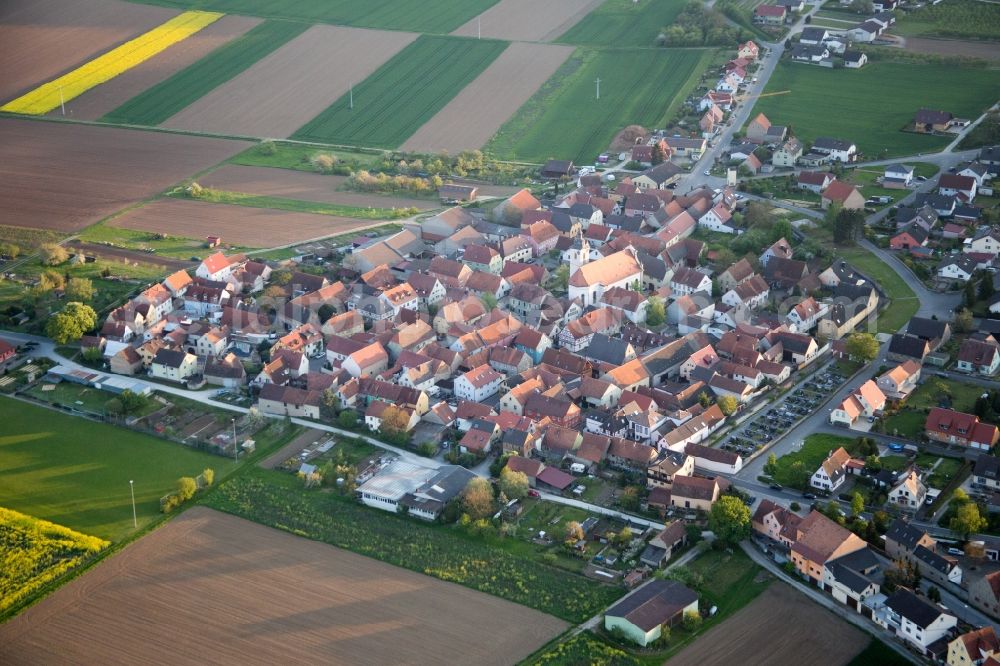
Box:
[401, 42, 573, 154]
[0, 0, 178, 103]
[452, 0, 603, 42]
[0, 507, 567, 665]
[164, 24, 418, 138]
[52, 15, 262, 121]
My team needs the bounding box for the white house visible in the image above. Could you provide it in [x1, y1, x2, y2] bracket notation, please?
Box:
[812, 137, 857, 162]
[697, 204, 739, 234]
[721, 275, 769, 310]
[568, 249, 643, 307]
[888, 469, 927, 510]
[883, 164, 914, 188]
[196, 252, 243, 283]
[875, 589, 957, 655]
[454, 364, 504, 402]
[150, 349, 197, 383]
[937, 255, 976, 282]
[810, 447, 851, 492]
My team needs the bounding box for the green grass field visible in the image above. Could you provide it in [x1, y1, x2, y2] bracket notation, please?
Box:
[0, 397, 236, 542]
[173, 189, 420, 219]
[893, 0, 1000, 41]
[101, 20, 308, 126]
[292, 35, 508, 148]
[772, 433, 854, 489]
[557, 0, 686, 47]
[487, 47, 714, 164]
[838, 247, 919, 333]
[751, 59, 1000, 158]
[126, 0, 499, 32]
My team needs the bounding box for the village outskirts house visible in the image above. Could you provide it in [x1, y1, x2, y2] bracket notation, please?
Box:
[604, 580, 699, 647]
[150, 349, 197, 384]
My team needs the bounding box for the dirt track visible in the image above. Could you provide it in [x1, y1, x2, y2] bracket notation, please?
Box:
[451, 0, 603, 41]
[669, 584, 866, 666]
[199, 164, 440, 211]
[902, 36, 1000, 60]
[53, 14, 262, 121]
[0, 118, 249, 232]
[401, 42, 573, 154]
[67, 241, 194, 270]
[111, 198, 379, 247]
[164, 24, 418, 138]
[0, 507, 567, 665]
[0, 0, 177, 103]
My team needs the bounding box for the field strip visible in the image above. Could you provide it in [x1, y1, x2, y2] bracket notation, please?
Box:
[100, 20, 308, 127]
[451, 0, 604, 42]
[53, 15, 262, 121]
[1, 10, 222, 115]
[163, 25, 418, 139]
[402, 42, 574, 154]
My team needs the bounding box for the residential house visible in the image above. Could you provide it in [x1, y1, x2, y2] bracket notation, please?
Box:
[957, 335, 1000, 376]
[647, 451, 695, 489]
[885, 519, 937, 563]
[888, 468, 927, 510]
[884, 164, 915, 188]
[946, 627, 1000, 666]
[149, 349, 197, 384]
[891, 224, 929, 250]
[773, 138, 803, 167]
[876, 588, 957, 656]
[812, 137, 857, 162]
[974, 453, 1000, 493]
[604, 580, 699, 647]
[669, 475, 722, 512]
[640, 521, 688, 568]
[925, 408, 1000, 450]
[788, 511, 867, 584]
[568, 249, 643, 307]
[830, 380, 886, 427]
[970, 571, 1000, 620]
[343, 343, 389, 378]
[684, 440, 742, 475]
[746, 113, 773, 143]
[939, 174, 978, 202]
[887, 334, 931, 364]
[798, 171, 834, 194]
[876, 360, 921, 401]
[822, 180, 865, 211]
[810, 446, 852, 492]
[915, 109, 956, 133]
[843, 51, 868, 68]
[454, 364, 504, 402]
[938, 254, 977, 283]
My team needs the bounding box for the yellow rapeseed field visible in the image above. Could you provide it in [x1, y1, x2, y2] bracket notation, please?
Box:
[1, 10, 223, 115]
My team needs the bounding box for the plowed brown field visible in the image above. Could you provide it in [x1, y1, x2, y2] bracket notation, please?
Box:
[452, 0, 603, 41]
[669, 584, 867, 666]
[164, 24, 418, 138]
[110, 198, 378, 247]
[51, 14, 262, 121]
[199, 164, 439, 210]
[0, 119, 249, 232]
[0, 0, 177, 103]
[401, 42, 573, 154]
[0, 507, 567, 665]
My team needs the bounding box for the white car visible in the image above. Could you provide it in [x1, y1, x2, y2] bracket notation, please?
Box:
[703, 170, 711, 176]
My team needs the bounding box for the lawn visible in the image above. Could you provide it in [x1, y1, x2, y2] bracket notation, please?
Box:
[292, 35, 508, 149]
[772, 433, 854, 489]
[205, 467, 622, 623]
[101, 20, 309, 127]
[0, 397, 237, 542]
[129, 0, 500, 33]
[837, 247, 919, 334]
[751, 59, 1000, 158]
[884, 410, 926, 439]
[843, 164, 939, 208]
[486, 47, 715, 164]
[557, 0, 687, 47]
[170, 189, 420, 220]
[892, 0, 1000, 41]
[78, 223, 251, 260]
[907, 377, 987, 413]
[24, 383, 158, 418]
[879, 455, 910, 472]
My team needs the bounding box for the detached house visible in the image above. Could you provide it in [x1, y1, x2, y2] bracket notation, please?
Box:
[830, 380, 886, 427]
[876, 360, 921, 401]
[876, 589, 957, 656]
[888, 469, 927, 510]
[821, 180, 865, 211]
[957, 335, 1000, 376]
[150, 349, 197, 384]
[925, 408, 1000, 450]
[810, 446, 852, 492]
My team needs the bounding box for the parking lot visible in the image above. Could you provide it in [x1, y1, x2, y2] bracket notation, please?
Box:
[721, 367, 845, 458]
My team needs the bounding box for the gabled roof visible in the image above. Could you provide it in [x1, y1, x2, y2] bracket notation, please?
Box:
[885, 588, 948, 629]
[605, 580, 698, 631]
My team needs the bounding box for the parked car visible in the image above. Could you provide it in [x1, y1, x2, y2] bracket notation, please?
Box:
[803, 492, 816, 500]
[770, 483, 783, 491]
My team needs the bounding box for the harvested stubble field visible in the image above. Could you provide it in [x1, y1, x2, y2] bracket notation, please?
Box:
[669, 584, 867, 666]
[401, 42, 574, 154]
[164, 25, 418, 138]
[903, 37, 1000, 61]
[0, 118, 249, 232]
[451, 0, 603, 42]
[292, 35, 509, 149]
[0, 508, 568, 665]
[54, 14, 262, 121]
[0, 0, 176, 104]
[111, 198, 380, 246]
[199, 165, 440, 210]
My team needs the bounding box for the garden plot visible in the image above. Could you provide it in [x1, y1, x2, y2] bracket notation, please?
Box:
[402, 42, 573, 154]
[164, 24, 418, 138]
[452, 0, 603, 42]
[0, 0, 176, 103]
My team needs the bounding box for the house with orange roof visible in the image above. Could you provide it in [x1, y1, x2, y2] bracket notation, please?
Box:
[196, 251, 245, 283]
[558, 306, 623, 352]
[788, 511, 868, 583]
[888, 468, 927, 510]
[455, 364, 504, 402]
[495, 188, 541, 224]
[343, 342, 389, 378]
[810, 446, 854, 492]
[821, 180, 866, 211]
[876, 360, 922, 401]
[163, 269, 193, 297]
[947, 626, 1000, 666]
[568, 249, 643, 307]
[830, 380, 885, 427]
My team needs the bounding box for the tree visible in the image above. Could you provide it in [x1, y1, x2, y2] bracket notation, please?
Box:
[82, 346, 103, 364]
[39, 243, 69, 266]
[337, 409, 358, 430]
[708, 495, 751, 545]
[552, 265, 569, 291]
[565, 520, 585, 542]
[651, 143, 667, 166]
[743, 202, 769, 229]
[64, 277, 95, 302]
[833, 208, 864, 245]
[965, 280, 977, 308]
[461, 477, 495, 521]
[246, 407, 264, 429]
[177, 476, 197, 501]
[979, 274, 996, 302]
[46, 302, 97, 344]
[322, 388, 339, 415]
[481, 292, 498, 311]
[202, 468, 215, 487]
[37, 270, 65, 293]
[616, 526, 633, 548]
[0, 242, 21, 259]
[864, 454, 882, 473]
[620, 485, 642, 511]
[954, 308, 974, 333]
[499, 467, 529, 501]
[698, 391, 712, 408]
[379, 404, 411, 435]
[845, 332, 879, 363]
[950, 501, 987, 538]
[317, 303, 336, 323]
[118, 389, 148, 415]
[717, 395, 738, 416]
[764, 453, 777, 477]
[849, 0, 873, 11]
[682, 610, 702, 631]
[851, 491, 865, 517]
[789, 460, 810, 489]
[927, 585, 941, 603]
[646, 296, 665, 327]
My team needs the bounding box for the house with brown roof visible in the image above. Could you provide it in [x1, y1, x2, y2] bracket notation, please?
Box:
[605, 580, 699, 646]
[788, 511, 867, 583]
[752, 499, 802, 543]
[821, 180, 866, 211]
[926, 408, 1000, 451]
[957, 335, 1000, 376]
[258, 383, 321, 420]
[683, 440, 742, 475]
[969, 571, 1000, 623]
[670, 475, 722, 512]
[947, 626, 1000, 666]
[810, 446, 853, 492]
[606, 438, 657, 472]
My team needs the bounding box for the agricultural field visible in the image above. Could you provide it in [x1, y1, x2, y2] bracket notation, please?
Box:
[2, 10, 223, 115]
[751, 59, 1000, 158]
[487, 47, 714, 164]
[205, 468, 623, 622]
[0, 397, 236, 543]
[452, 0, 602, 42]
[669, 584, 867, 666]
[110, 198, 384, 247]
[903, 37, 1000, 61]
[125, 0, 500, 33]
[101, 20, 308, 126]
[0, 507, 567, 664]
[558, 0, 687, 47]
[199, 165, 440, 211]
[0, 507, 108, 618]
[164, 25, 418, 138]
[292, 35, 509, 149]
[0, 0, 176, 103]
[0, 118, 249, 232]
[892, 0, 1000, 42]
[57, 14, 262, 121]
[401, 42, 574, 154]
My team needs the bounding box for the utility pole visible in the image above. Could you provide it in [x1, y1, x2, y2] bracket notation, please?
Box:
[129, 480, 137, 529]
[59, 86, 65, 116]
[232, 417, 238, 462]
[349, 83, 353, 110]
[594, 78, 601, 101]
[477, 16, 481, 39]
